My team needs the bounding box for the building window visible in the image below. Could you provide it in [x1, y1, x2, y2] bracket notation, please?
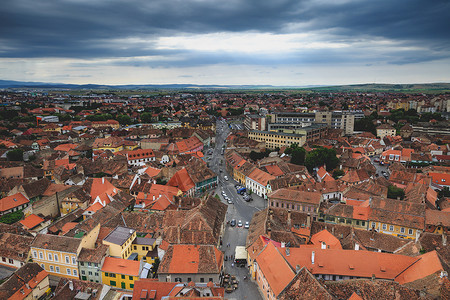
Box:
[80, 262, 84, 266]
[65, 256, 70, 264]
[121, 275, 125, 279]
[389, 225, 394, 231]
[130, 284, 134, 289]
[41, 264, 45, 270]
[72, 257, 76, 265]
[110, 281, 116, 286]
[89, 271, 92, 275]
[48, 253, 53, 261]
[209, 278, 213, 282]
[200, 278, 205, 283]
[95, 273, 99, 277]
[67, 269, 71, 275]
[400, 227, 405, 234]
[82, 270, 85, 275]
[39, 252, 43, 259]
[382, 224, 387, 230]
[32, 251, 37, 258]
[56, 266, 60, 273]
[187, 277, 192, 282]
[408, 229, 413, 235]
[54, 254, 59, 262]
[73, 269, 78, 276]
[129, 276, 133, 280]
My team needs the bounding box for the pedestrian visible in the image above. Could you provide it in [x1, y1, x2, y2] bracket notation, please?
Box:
[232, 263, 234, 267]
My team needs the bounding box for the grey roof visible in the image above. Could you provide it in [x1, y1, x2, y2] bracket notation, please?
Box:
[103, 226, 135, 246]
[133, 237, 156, 246]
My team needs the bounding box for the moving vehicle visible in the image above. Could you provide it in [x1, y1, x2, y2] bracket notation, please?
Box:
[237, 187, 246, 195]
[227, 199, 233, 205]
[224, 175, 228, 181]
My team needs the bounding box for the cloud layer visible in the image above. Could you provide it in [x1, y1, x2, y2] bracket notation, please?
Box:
[1, 0, 449, 84]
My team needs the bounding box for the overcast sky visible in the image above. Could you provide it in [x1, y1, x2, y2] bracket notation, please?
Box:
[1, 0, 449, 86]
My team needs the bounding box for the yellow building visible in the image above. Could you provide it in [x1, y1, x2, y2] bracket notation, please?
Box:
[248, 130, 306, 150]
[102, 226, 136, 259]
[369, 220, 420, 240]
[101, 257, 142, 290]
[31, 234, 82, 279]
[131, 237, 158, 264]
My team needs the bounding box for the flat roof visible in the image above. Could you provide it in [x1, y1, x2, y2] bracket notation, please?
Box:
[103, 226, 135, 246]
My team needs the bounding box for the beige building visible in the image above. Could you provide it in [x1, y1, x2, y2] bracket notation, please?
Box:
[248, 130, 306, 149]
[376, 124, 396, 139]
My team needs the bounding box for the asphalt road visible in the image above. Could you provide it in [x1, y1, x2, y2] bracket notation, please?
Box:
[209, 119, 264, 300]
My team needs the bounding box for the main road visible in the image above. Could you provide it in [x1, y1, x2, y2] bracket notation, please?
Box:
[207, 119, 264, 300]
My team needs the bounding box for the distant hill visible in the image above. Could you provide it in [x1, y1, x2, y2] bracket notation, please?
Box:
[307, 83, 450, 93]
[0, 79, 449, 93]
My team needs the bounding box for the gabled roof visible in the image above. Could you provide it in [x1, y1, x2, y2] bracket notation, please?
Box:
[158, 244, 223, 275]
[0, 192, 29, 213]
[167, 168, 195, 192]
[0, 263, 48, 299]
[255, 242, 295, 297]
[278, 267, 333, 300]
[19, 214, 45, 229]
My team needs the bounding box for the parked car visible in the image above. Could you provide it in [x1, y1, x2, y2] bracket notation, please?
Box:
[237, 220, 243, 227]
[224, 176, 228, 181]
[230, 219, 236, 227]
[227, 199, 233, 205]
[244, 221, 249, 229]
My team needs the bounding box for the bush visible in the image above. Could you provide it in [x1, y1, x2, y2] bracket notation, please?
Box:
[7, 148, 24, 161]
[387, 185, 405, 200]
[0, 210, 24, 224]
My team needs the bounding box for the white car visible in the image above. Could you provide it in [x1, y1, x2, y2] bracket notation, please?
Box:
[237, 220, 243, 227]
[224, 176, 228, 181]
[244, 221, 250, 229]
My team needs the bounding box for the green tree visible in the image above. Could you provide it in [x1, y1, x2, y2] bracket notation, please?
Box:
[290, 146, 306, 165]
[7, 149, 24, 161]
[140, 112, 153, 123]
[332, 169, 345, 179]
[116, 114, 132, 125]
[304, 147, 338, 172]
[387, 185, 405, 200]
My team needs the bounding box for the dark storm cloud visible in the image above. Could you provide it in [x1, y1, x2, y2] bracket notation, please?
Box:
[0, 0, 449, 65]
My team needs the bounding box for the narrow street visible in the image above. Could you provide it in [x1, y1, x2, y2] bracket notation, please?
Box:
[208, 119, 263, 300]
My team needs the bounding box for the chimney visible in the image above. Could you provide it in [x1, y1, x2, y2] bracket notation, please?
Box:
[311, 251, 315, 264]
[306, 213, 311, 228]
[287, 209, 291, 227]
[102, 177, 105, 184]
[69, 280, 74, 291]
[321, 242, 326, 249]
[443, 234, 447, 246]
[286, 248, 290, 256]
[355, 243, 360, 251]
[138, 177, 141, 185]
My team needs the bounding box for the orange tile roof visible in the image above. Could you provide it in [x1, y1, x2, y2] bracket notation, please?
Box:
[19, 214, 44, 229]
[310, 230, 342, 249]
[165, 244, 222, 274]
[145, 166, 161, 178]
[132, 279, 177, 300]
[352, 206, 370, 220]
[395, 251, 443, 284]
[54, 143, 78, 152]
[101, 257, 141, 276]
[0, 192, 29, 213]
[429, 172, 450, 186]
[167, 168, 195, 192]
[348, 292, 364, 300]
[90, 178, 118, 205]
[317, 167, 328, 179]
[265, 165, 284, 177]
[248, 168, 275, 186]
[127, 148, 155, 159]
[85, 202, 104, 213]
[256, 242, 295, 297]
[280, 247, 418, 280]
